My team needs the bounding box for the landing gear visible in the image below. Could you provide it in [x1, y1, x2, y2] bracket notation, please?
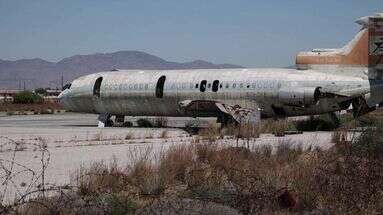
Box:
[115, 115, 125, 124]
[352, 97, 376, 118]
[98, 113, 114, 128]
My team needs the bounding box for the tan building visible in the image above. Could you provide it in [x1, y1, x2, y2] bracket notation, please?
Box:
[0, 90, 23, 103]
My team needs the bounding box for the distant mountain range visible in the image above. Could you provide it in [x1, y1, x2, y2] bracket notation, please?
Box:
[0, 51, 243, 89]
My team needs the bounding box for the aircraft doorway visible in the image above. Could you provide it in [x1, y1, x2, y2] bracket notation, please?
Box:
[156, 75, 166, 98]
[93, 77, 103, 98]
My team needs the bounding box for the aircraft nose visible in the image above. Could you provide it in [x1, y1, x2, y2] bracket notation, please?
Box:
[58, 91, 64, 101]
[58, 91, 68, 108]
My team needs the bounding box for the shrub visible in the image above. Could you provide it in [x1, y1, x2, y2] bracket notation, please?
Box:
[154, 117, 168, 127]
[122, 121, 133, 127]
[125, 132, 134, 140]
[13, 91, 43, 104]
[295, 115, 339, 131]
[136, 118, 153, 127]
[351, 123, 383, 160]
[128, 160, 165, 195]
[158, 145, 194, 183]
[34, 88, 47, 95]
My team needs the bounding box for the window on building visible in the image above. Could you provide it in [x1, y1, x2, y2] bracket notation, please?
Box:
[63, 83, 72, 90]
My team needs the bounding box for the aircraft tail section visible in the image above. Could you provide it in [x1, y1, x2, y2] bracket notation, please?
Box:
[368, 14, 383, 75]
[296, 12, 383, 77]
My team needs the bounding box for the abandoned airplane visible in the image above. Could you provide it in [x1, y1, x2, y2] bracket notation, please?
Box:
[58, 13, 383, 127]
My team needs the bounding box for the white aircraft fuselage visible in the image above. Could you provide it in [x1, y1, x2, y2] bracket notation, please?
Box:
[58, 69, 374, 117]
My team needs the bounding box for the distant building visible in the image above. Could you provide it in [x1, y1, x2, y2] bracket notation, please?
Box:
[0, 90, 23, 103]
[43, 89, 62, 103]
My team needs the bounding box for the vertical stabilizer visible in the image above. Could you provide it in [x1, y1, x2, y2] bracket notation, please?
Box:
[296, 12, 383, 77]
[368, 14, 383, 76]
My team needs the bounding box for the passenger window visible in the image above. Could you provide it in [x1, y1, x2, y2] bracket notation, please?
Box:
[219, 84, 223, 88]
[93, 77, 103, 98]
[233, 83, 236, 88]
[212, 80, 219, 92]
[225, 83, 229, 88]
[200, 80, 207, 92]
[195, 83, 199, 88]
[156, 75, 166, 98]
[247, 84, 250, 88]
[207, 83, 211, 88]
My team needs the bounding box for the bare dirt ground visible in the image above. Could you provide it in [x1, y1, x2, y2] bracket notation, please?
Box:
[0, 113, 335, 203]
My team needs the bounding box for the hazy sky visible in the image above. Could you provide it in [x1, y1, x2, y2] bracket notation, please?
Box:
[0, 0, 381, 67]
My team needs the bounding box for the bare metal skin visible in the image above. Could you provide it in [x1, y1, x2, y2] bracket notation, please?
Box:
[58, 13, 383, 126]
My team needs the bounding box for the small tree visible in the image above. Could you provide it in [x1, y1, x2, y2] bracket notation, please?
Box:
[34, 88, 47, 95]
[13, 91, 43, 104]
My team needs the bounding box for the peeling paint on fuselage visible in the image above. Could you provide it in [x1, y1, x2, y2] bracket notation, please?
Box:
[58, 68, 372, 118]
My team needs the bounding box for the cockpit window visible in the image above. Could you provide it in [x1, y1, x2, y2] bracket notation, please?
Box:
[63, 83, 72, 90]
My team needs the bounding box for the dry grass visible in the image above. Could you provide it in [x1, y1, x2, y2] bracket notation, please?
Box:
[7, 123, 383, 214]
[91, 132, 102, 141]
[159, 130, 168, 139]
[260, 119, 290, 136]
[197, 123, 221, 143]
[124, 132, 134, 140]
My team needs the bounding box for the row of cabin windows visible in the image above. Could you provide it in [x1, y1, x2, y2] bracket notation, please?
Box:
[93, 76, 259, 99]
[195, 80, 253, 92]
